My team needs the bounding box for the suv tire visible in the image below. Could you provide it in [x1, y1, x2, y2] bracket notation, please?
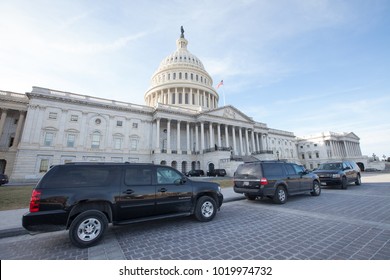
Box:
[310, 181, 321, 196]
[355, 174, 361, 185]
[69, 210, 108, 248]
[341, 177, 348, 189]
[194, 196, 217, 222]
[273, 186, 287, 204]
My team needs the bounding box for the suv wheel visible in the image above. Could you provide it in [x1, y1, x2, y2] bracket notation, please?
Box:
[341, 177, 348, 189]
[355, 174, 361, 185]
[194, 196, 217, 222]
[273, 186, 287, 204]
[69, 210, 108, 248]
[310, 181, 321, 196]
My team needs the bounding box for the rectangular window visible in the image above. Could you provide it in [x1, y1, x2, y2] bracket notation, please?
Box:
[125, 166, 152, 186]
[117, 121, 123, 127]
[70, 115, 78, 122]
[44, 132, 54, 146]
[132, 123, 138, 129]
[39, 159, 49, 173]
[91, 134, 100, 149]
[114, 138, 122, 149]
[67, 134, 76, 147]
[130, 139, 138, 151]
[49, 112, 57, 119]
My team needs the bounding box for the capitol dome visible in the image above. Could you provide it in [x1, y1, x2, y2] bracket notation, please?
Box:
[144, 27, 219, 110]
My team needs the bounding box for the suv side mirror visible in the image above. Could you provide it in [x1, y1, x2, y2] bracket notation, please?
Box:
[175, 178, 187, 185]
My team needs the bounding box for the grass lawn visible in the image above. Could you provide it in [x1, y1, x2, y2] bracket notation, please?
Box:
[0, 185, 34, 211]
[211, 178, 233, 188]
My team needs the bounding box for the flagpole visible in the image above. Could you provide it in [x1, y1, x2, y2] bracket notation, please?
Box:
[222, 86, 226, 106]
[216, 80, 225, 106]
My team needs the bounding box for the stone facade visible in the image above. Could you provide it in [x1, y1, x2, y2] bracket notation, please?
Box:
[0, 31, 367, 182]
[297, 132, 366, 170]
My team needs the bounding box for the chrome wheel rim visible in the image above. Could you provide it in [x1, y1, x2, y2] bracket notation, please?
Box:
[201, 201, 214, 218]
[77, 218, 102, 242]
[278, 189, 286, 202]
[314, 183, 320, 194]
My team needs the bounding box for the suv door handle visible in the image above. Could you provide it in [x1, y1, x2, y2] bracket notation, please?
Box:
[123, 189, 134, 194]
[158, 188, 167, 193]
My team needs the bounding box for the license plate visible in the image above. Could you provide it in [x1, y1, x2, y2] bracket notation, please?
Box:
[321, 182, 326, 186]
[243, 181, 250, 186]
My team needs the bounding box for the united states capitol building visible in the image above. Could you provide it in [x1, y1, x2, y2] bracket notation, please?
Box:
[0, 29, 368, 182]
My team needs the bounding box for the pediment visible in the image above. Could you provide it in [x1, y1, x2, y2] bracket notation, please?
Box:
[345, 132, 360, 140]
[200, 105, 254, 122]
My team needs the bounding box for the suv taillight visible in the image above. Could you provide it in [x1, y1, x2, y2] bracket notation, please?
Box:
[260, 178, 268, 185]
[29, 190, 41, 212]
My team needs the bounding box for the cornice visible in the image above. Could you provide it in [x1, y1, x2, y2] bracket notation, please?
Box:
[27, 87, 154, 116]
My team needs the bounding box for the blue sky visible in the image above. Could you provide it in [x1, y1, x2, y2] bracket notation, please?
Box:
[1, 0, 389, 158]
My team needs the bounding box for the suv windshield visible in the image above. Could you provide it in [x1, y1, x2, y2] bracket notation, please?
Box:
[235, 163, 261, 179]
[318, 163, 342, 170]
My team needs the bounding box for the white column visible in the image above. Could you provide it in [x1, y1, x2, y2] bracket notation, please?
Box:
[0, 109, 7, 138]
[232, 126, 237, 155]
[245, 128, 250, 155]
[11, 111, 26, 149]
[167, 119, 171, 153]
[195, 124, 199, 152]
[239, 128, 243, 156]
[209, 122, 213, 148]
[217, 124, 221, 148]
[256, 133, 260, 152]
[186, 122, 190, 153]
[200, 122, 205, 153]
[177, 121, 181, 153]
[225, 125, 229, 148]
[156, 118, 160, 150]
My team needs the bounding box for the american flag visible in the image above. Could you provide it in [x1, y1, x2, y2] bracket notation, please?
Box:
[216, 80, 223, 89]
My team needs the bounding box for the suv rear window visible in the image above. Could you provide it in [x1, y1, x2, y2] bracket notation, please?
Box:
[235, 163, 262, 179]
[40, 165, 120, 188]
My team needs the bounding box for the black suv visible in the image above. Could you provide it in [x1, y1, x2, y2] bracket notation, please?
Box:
[313, 161, 361, 189]
[234, 161, 321, 204]
[185, 169, 204, 177]
[23, 163, 223, 248]
[207, 169, 227, 177]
